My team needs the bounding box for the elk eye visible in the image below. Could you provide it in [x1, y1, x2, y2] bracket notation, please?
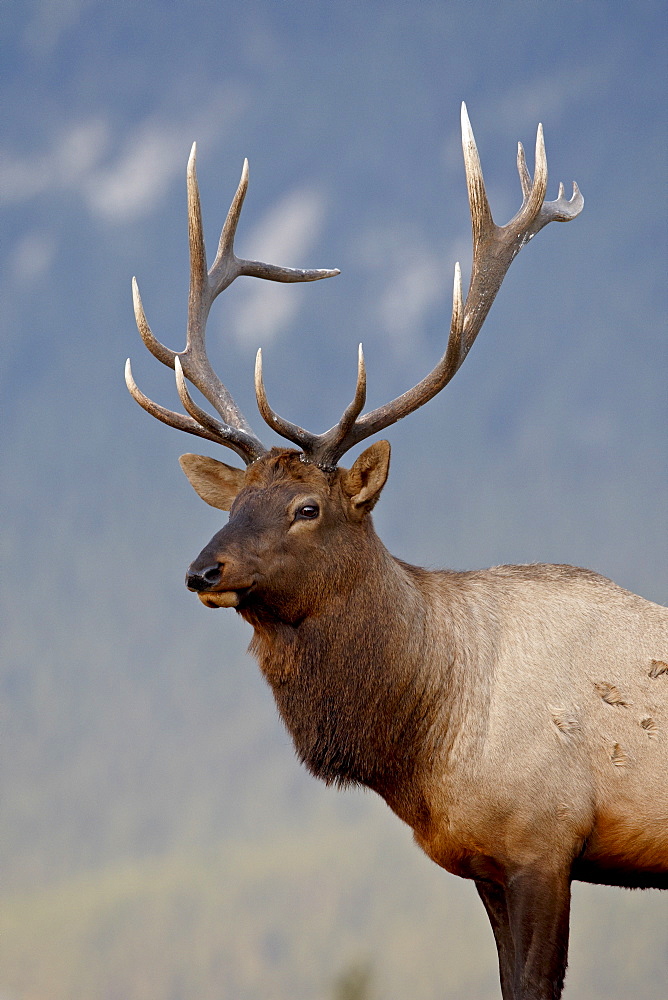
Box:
[296, 503, 320, 520]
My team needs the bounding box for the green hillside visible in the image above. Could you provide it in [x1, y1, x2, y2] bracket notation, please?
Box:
[2, 817, 666, 999]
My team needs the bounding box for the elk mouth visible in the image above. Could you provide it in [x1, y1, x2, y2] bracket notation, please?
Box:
[198, 590, 240, 609]
[186, 562, 256, 609]
[196, 583, 255, 610]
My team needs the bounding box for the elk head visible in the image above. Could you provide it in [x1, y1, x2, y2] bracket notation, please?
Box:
[178, 442, 390, 623]
[126, 104, 583, 621]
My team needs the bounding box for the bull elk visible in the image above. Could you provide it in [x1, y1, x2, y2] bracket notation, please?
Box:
[126, 104, 668, 999]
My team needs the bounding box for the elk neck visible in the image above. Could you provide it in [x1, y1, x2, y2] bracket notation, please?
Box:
[242, 523, 466, 817]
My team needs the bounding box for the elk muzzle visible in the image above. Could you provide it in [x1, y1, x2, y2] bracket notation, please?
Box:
[185, 562, 243, 608]
[186, 563, 223, 591]
[185, 558, 246, 609]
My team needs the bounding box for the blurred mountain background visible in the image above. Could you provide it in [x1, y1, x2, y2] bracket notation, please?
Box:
[1, 2, 666, 997]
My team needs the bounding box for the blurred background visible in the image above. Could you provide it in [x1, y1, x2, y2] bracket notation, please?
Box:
[1, 2, 666, 997]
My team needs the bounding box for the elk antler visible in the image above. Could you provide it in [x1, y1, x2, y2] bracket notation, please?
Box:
[125, 144, 339, 464]
[256, 102, 584, 468]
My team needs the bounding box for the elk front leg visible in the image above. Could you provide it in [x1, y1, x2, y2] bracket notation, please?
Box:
[475, 870, 571, 999]
[475, 879, 515, 1000]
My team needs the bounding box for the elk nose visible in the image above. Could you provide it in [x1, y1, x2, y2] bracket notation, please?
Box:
[185, 563, 223, 592]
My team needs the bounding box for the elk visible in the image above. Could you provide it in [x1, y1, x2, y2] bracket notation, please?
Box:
[126, 104, 668, 1000]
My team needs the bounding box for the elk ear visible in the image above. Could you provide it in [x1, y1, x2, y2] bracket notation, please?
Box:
[178, 454, 246, 511]
[341, 440, 391, 515]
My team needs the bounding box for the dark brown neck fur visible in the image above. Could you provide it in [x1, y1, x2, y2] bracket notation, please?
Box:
[242, 532, 447, 813]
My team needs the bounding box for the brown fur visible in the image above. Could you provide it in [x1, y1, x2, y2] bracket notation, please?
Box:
[181, 444, 668, 999]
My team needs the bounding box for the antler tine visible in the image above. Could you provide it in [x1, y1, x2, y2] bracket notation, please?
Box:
[208, 156, 250, 298]
[512, 123, 548, 235]
[125, 358, 239, 449]
[132, 277, 178, 368]
[268, 102, 582, 467]
[210, 157, 341, 290]
[180, 144, 261, 434]
[517, 138, 584, 231]
[331, 344, 367, 443]
[254, 348, 313, 451]
[174, 357, 265, 462]
[460, 103, 494, 247]
[126, 142, 340, 465]
[255, 345, 369, 469]
[517, 141, 533, 201]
